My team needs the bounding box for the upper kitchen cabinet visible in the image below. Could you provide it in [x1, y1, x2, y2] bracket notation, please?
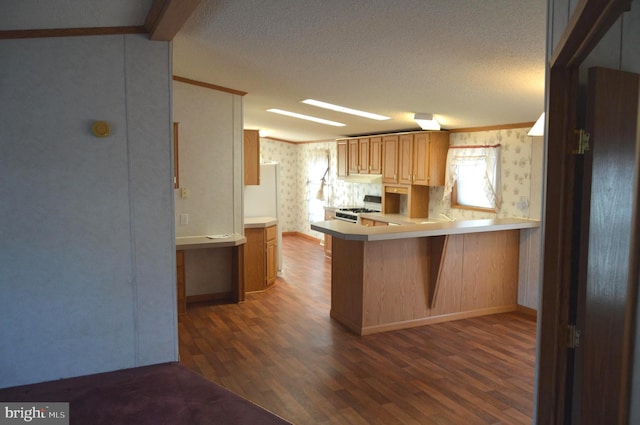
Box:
[398, 131, 450, 186]
[348, 138, 360, 174]
[414, 131, 449, 186]
[382, 135, 400, 183]
[369, 137, 382, 174]
[341, 131, 447, 185]
[337, 140, 348, 178]
[398, 134, 414, 185]
[244, 129, 260, 185]
[344, 137, 381, 175]
[173, 122, 180, 189]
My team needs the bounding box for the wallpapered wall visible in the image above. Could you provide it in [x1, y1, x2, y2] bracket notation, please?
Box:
[259, 127, 543, 240]
[430, 127, 543, 220]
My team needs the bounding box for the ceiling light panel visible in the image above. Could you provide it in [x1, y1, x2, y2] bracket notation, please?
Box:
[301, 99, 391, 121]
[413, 113, 441, 130]
[267, 108, 346, 127]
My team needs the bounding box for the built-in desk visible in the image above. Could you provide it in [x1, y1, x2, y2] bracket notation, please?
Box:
[176, 234, 246, 314]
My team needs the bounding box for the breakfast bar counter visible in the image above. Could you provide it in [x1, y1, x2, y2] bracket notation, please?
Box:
[311, 218, 539, 335]
[311, 217, 539, 241]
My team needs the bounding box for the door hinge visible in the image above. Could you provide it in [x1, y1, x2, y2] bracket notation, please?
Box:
[567, 324, 582, 349]
[572, 129, 590, 155]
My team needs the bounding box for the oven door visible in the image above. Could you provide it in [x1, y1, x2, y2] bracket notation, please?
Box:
[334, 211, 357, 223]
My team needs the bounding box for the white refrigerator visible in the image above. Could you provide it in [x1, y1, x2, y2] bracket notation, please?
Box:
[244, 162, 283, 273]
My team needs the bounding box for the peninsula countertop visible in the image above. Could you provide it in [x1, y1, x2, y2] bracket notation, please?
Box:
[310, 217, 540, 242]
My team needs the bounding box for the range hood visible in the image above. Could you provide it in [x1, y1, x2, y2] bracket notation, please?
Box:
[343, 173, 382, 184]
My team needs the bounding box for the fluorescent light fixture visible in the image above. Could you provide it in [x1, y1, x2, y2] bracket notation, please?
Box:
[301, 99, 391, 121]
[267, 108, 346, 127]
[528, 112, 545, 136]
[414, 113, 441, 130]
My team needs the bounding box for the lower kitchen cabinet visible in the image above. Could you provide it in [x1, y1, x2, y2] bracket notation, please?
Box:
[360, 218, 389, 227]
[324, 209, 335, 258]
[245, 224, 278, 292]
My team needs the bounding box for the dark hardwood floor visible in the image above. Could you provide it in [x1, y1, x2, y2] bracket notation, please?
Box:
[178, 235, 536, 424]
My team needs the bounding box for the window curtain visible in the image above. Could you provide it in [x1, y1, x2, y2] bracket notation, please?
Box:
[443, 145, 501, 208]
[307, 149, 330, 223]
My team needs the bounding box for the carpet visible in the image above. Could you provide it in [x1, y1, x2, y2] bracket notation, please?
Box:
[0, 363, 291, 425]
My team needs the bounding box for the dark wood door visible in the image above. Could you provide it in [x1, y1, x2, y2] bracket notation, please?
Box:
[571, 66, 640, 424]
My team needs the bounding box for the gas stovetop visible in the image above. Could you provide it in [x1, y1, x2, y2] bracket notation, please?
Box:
[335, 196, 382, 223]
[338, 207, 379, 214]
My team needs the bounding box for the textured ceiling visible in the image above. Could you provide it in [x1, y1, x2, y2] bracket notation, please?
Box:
[2, 0, 547, 142]
[173, 0, 547, 141]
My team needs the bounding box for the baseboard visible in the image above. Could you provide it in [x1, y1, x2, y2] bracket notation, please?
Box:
[516, 304, 538, 320]
[283, 231, 322, 243]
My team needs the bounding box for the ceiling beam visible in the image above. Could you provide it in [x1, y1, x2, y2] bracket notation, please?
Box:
[145, 0, 203, 41]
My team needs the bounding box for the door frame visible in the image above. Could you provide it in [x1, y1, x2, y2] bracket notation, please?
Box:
[537, 0, 634, 423]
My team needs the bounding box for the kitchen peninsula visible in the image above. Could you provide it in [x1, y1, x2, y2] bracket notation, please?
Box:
[311, 218, 539, 335]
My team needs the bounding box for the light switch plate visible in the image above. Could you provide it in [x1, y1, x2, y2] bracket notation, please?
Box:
[180, 214, 189, 225]
[181, 187, 190, 199]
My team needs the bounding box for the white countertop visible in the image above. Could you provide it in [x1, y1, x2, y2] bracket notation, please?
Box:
[311, 217, 540, 241]
[244, 216, 278, 228]
[176, 234, 247, 249]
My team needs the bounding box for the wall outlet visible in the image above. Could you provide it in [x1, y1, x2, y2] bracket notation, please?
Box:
[180, 214, 189, 225]
[180, 187, 190, 199]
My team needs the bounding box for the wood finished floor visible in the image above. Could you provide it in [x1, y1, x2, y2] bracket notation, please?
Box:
[178, 235, 536, 425]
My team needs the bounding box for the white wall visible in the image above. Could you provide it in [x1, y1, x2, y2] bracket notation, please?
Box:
[173, 81, 243, 296]
[0, 34, 176, 388]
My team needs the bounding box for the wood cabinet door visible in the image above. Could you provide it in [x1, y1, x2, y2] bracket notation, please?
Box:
[382, 135, 399, 183]
[412, 132, 430, 186]
[266, 239, 278, 285]
[358, 137, 370, 173]
[428, 132, 450, 186]
[348, 139, 359, 174]
[398, 134, 414, 184]
[369, 136, 382, 174]
[337, 140, 348, 178]
[244, 228, 266, 292]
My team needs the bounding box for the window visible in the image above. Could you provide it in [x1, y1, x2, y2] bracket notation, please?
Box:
[444, 145, 501, 212]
